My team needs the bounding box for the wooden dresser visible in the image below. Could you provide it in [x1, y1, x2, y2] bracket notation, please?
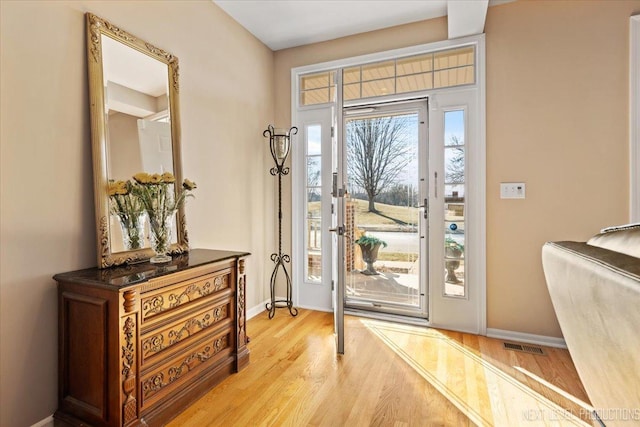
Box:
[53, 249, 250, 426]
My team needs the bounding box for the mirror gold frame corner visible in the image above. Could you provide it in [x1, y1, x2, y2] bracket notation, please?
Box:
[86, 12, 189, 268]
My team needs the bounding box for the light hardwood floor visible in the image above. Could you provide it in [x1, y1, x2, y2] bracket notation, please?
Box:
[169, 310, 595, 427]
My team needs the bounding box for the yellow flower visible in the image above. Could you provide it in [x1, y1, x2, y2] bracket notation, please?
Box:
[107, 180, 128, 196]
[161, 172, 176, 183]
[150, 173, 162, 184]
[183, 179, 197, 191]
[114, 181, 128, 195]
[107, 181, 119, 196]
[133, 172, 152, 184]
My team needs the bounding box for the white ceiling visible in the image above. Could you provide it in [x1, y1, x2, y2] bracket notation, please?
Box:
[213, 0, 510, 51]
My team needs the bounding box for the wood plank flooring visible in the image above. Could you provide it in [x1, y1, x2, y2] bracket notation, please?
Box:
[168, 310, 594, 427]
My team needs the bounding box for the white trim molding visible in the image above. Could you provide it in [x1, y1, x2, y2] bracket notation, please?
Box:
[291, 34, 487, 334]
[486, 328, 567, 349]
[631, 15, 640, 222]
[247, 298, 280, 320]
[30, 416, 54, 427]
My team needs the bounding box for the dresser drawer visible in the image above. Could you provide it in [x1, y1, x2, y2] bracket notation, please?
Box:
[54, 250, 249, 427]
[140, 298, 233, 366]
[140, 268, 232, 323]
[140, 328, 233, 410]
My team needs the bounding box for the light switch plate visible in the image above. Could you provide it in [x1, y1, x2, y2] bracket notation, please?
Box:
[500, 182, 526, 199]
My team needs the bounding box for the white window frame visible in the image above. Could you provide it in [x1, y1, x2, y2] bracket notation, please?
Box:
[291, 35, 486, 334]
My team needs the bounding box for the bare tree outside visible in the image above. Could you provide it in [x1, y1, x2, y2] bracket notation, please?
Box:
[445, 135, 465, 185]
[307, 156, 321, 201]
[346, 115, 413, 212]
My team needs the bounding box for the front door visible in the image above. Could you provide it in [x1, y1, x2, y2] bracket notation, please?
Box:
[294, 85, 485, 349]
[342, 101, 429, 318]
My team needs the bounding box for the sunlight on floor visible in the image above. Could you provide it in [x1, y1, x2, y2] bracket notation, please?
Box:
[513, 366, 594, 415]
[362, 319, 592, 427]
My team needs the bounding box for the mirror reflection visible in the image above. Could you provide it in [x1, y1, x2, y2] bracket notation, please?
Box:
[101, 34, 177, 253]
[86, 12, 187, 268]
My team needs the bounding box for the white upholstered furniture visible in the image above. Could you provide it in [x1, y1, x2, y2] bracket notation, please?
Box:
[542, 224, 640, 426]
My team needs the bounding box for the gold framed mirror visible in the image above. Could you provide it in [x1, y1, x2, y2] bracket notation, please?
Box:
[86, 13, 188, 268]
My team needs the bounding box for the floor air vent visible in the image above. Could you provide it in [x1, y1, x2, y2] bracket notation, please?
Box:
[503, 342, 545, 355]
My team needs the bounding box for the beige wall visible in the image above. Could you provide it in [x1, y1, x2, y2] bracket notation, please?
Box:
[274, 0, 639, 337]
[485, 0, 637, 335]
[2, 0, 638, 425]
[0, 1, 274, 426]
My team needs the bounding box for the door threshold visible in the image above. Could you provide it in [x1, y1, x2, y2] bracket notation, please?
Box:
[345, 308, 429, 327]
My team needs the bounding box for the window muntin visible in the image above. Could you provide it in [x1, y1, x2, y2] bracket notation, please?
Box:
[336, 46, 475, 102]
[434, 47, 474, 69]
[397, 74, 433, 93]
[397, 54, 433, 75]
[361, 60, 395, 80]
[300, 71, 336, 106]
[362, 78, 395, 98]
[434, 66, 474, 89]
[343, 67, 361, 84]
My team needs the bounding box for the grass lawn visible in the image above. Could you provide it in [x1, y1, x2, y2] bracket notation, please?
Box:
[378, 251, 418, 262]
[307, 197, 418, 226]
[350, 198, 418, 226]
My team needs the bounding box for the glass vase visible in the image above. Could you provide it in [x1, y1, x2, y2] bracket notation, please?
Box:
[116, 211, 146, 251]
[147, 209, 175, 264]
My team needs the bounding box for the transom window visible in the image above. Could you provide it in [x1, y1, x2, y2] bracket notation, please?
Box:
[299, 46, 475, 106]
[300, 71, 336, 106]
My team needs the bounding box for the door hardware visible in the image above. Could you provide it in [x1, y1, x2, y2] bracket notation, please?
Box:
[434, 172, 438, 198]
[419, 198, 429, 219]
[332, 172, 338, 197]
[329, 226, 345, 236]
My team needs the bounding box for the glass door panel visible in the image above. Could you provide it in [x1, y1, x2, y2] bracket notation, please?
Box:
[305, 125, 322, 283]
[343, 102, 427, 317]
[443, 110, 465, 297]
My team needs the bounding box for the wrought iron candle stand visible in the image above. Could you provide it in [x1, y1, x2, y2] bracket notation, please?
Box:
[264, 125, 299, 319]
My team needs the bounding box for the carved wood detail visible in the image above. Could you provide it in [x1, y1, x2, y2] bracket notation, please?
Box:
[142, 295, 165, 317]
[102, 19, 136, 43]
[123, 290, 137, 313]
[122, 316, 137, 423]
[87, 14, 102, 63]
[87, 14, 179, 70]
[142, 335, 229, 400]
[87, 12, 186, 269]
[137, 264, 228, 293]
[141, 273, 229, 320]
[141, 303, 229, 359]
[237, 259, 247, 348]
[55, 250, 249, 426]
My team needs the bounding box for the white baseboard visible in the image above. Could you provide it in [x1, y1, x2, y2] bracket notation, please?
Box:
[247, 299, 334, 319]
[248, 303, 568, 350]
[486, 328, 567, 349]
[247, 298, 270, 320]
[296, 303, 332, 313]
[31, 415, 53, 427]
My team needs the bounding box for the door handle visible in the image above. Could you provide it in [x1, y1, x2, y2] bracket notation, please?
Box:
[332, 172, 338, 197]
[419, 198, 428, 219]
[329, 226, 345, 236]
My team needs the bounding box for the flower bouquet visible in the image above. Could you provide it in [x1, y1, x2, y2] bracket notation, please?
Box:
[108, 180, 145, 250]
[131, 172, 197, 263]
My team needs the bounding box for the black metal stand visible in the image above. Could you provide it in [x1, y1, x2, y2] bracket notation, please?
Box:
[265, 126, 298, 319]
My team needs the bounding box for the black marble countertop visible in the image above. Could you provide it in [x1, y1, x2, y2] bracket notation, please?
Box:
[53, 249, 250, 289]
